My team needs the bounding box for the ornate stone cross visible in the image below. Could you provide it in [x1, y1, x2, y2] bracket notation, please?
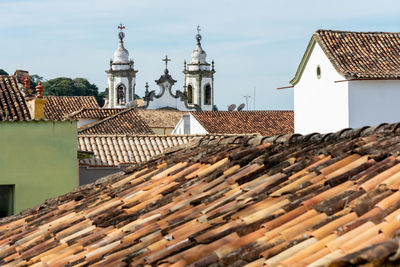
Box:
[162, 55, 171, 70]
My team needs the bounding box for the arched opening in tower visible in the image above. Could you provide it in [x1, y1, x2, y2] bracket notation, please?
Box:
[204, 84, 211, 105]
[187, 85, 193, 104]
[117, 84, 126, 105]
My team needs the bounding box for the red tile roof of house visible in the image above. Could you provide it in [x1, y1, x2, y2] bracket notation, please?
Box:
[5, 124, 400, 265]
[78, 134, 194, 167]
[136, 109, 189, 129]
[77, 108, 154, 135]
[0, 75, 31, 120]
[44, 96, 100, 120]
[67, 108, 127, 119]
[191, 110, 294, 135]
[315, 30, 400, 79]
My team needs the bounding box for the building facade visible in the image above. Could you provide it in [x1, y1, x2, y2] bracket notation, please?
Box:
[0, 120, 78, 215]
[291, 30, 400, 134]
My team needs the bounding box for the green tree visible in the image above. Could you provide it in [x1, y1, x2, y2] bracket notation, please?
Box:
[43, 77, 105, 106]
[29, 75, 44, 93]
[0, 69, 8, 75]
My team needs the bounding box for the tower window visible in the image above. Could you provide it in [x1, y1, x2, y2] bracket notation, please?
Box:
[187, 85, 193, 104]
[117, 84, 126, 105]
[204, 84, 211, 105]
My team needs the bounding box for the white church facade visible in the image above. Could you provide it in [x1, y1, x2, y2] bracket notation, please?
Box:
[291, 30, 400, 134]
[106, 25, 215, 111]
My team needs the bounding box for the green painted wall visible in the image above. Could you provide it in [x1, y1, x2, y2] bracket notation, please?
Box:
[0, 120, 77, 214]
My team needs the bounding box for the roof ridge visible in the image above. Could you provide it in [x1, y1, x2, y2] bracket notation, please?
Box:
[77, 108, 131, 132]
[316, 29, 400, 35]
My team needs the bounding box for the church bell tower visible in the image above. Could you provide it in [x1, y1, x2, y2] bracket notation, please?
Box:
[106, 24, 138, 108]
[183, 26, 215, 111]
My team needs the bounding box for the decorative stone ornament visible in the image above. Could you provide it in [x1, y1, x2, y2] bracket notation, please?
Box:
[36, 82, 44, 98]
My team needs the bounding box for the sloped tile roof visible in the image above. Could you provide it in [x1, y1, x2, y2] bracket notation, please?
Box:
[5, 124, 400, 265]
[77, 108, 154, 135]
[315, 30, 400, 79]
[78, 134, 194, 166]
[192, 110, 294, 135]
[0, 75, 31, 120]
[44, 96, 100, 120]
[136, 109, 188, 128]
[67, 108, 127, 119]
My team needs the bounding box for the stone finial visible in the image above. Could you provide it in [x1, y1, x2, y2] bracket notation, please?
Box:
[22, 75, 30, 90]
[184, 60, 187, 70]
[212, 60, 215, 71]
[36, 82, 44, 98]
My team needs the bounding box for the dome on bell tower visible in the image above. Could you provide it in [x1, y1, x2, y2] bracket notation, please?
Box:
[191, 33, 208, 64]
[113, 32, 129, 64]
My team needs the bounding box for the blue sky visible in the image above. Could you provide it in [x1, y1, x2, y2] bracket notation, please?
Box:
[1, 0, 400, 110]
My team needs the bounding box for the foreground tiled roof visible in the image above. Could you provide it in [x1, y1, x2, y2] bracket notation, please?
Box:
[136, 109, 188, 128]
[78, 108, 154, 135]
[0, 75, 31, 120]
[44, 96, 100, 120]
[6, 123, 400, 265]
[315, 30, 400, 79]
[192, 110, 294, 135]
[78, 134, 194, 166]
[67, 108, 127, 120]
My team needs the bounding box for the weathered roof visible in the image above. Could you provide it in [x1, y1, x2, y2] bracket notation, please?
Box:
[136, 109, 189, 128]
[291, 30, 400, 85]
[78, 134, 194, 167]
[44, 96, 100, 120]
[67, 108, 126, 120]
[0, 75, 31, 120]
[5, 123, 400, 265]
[192, 110, 294, 136]
[77, 108, 154, 135]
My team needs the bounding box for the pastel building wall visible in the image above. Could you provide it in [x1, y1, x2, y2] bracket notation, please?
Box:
[0, 120, 78, 214]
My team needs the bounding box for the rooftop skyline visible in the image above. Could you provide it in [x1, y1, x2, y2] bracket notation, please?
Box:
[2, 0, 400, 110]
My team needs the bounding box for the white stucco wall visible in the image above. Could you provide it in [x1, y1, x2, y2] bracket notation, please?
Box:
[294, 42, 349, 134]
[185, 76, 213, 111]
[146, 93, 189, 111]
[172, 114, 208, 134]
[111, 77, 131, 108]
[349, 80, 400, 128]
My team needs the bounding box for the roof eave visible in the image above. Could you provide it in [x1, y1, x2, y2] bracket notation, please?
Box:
[289, 36, 316, 86]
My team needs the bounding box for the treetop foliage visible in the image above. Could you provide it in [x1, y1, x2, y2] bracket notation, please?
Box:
[43, 77, 105, 106]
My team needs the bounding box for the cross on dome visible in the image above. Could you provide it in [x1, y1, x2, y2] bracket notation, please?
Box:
[196, 25, 202, 43]
[118, 23, 126, 42]
[162, 55, 171, 70]
[118, 23, 125, 31]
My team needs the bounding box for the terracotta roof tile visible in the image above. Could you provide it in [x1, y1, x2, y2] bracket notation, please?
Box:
[67, 108, 126, 119]
[191, 110, 294, 135]
[77, 109, 154, 135]
[5, 123, 400, 265]
[0, 75, 31, 120]
[136, 109, 189, 128]
[315, 30, 400, 79]
[44, 96, 99, 120]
